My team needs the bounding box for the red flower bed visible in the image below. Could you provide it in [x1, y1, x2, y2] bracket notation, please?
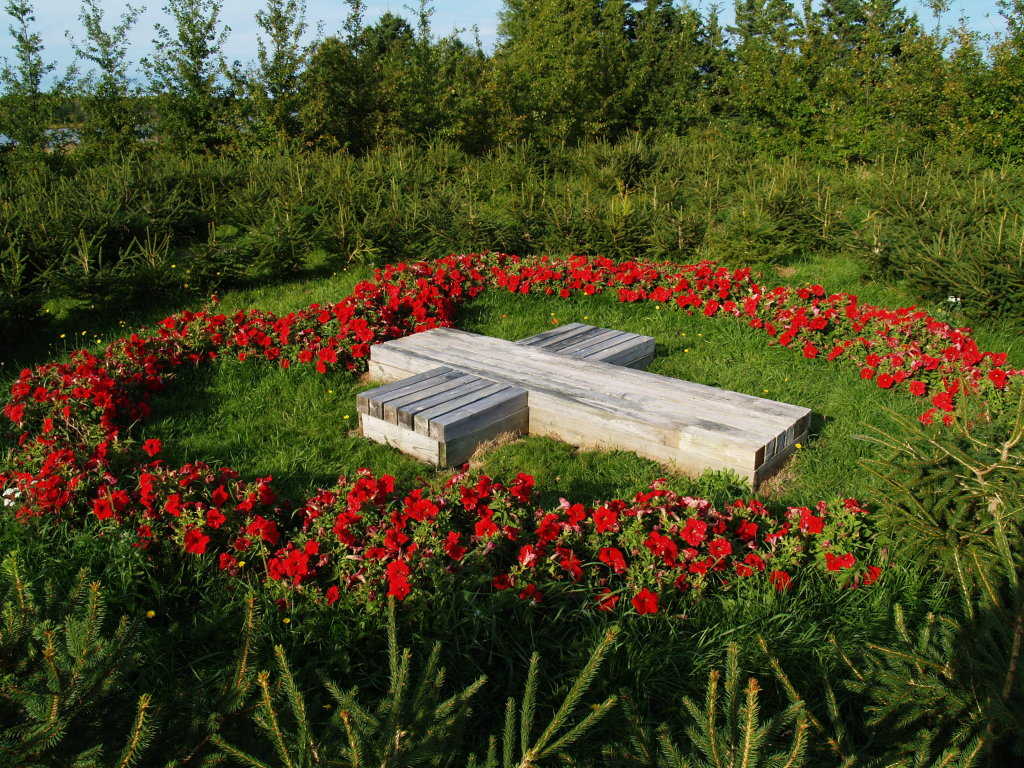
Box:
[1, 253, 1019, 615]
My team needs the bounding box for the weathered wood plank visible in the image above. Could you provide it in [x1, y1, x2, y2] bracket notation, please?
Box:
[393, 377, 495, 429]
[526, 406, 753, 480]
[408, 381, 507, 434]
[555, 328, 630, 357]
[440, 407, 529, 466]
[427, 386, 528, 440]
[356, 367, 452, 413]
[753, 427, 808, 486]
[535, 325, 609, 352]
[359, 369, 452, 418]
[517, 323, 590, 348]
[362, 368, 463, 419]
[379, 373, 477, 425]
[602, 345, 656, 368]
[359, 413, 440, 464]
[372, 337, 757, 468]
[411, 329, 803, 429]
[364, 326, 809, 484]
[568, 335, 654, 365]
[368, 359, 416, 384]
[371, 329, 804, 444]
[620, 351, 656, 370]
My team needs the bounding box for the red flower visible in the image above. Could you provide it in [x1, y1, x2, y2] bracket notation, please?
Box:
[876, 373, 895, 389]
[825, 551, 856, 571]
[218, 553, 237, 570]
[325, 585, 341, 606]
[518, 544, 540, 568]
[743, 552, 765, 571]
[518, 583, 542, 603]
[474, 514, 500, 538]
[769, 570, 792, 592]
[4, 402, 25, 424]
[142, 439, 162, 457]
[631, 588, 659, 615]
[557, 548, 583, 581]
[797, 507, 824, 535]
[593, 505, 618, 534]
[535, 513, 563, 544]
[246, 515, 280, 545]
[492, 574, 513, 591]
[598, 546, 628, 574]
[932, 391, 956, 412]
[205, 508, 227, 528]
[681, 518, 707, 547]
[565, 502, 586, 525]
[707, 537, 732, 559]
[164, 494, 183, 517]
[595, 588, 620, 612]
[385, 560, 412, 600]
[184, 528, 210, 554]
[908, 380, 927, 396]
[92, 496, 114, 520]
[736, 520, 759, 541]
[211, 485, 230, 507]
[801, 341, 818, 359]
[509, 473, 534, 503]
[645, 531, 679, 565]
[862, 565, 882, 586]
[444, 531, 467, 561]
[989, 369, 1009, 389]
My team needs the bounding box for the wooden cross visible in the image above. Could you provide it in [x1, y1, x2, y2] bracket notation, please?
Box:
[357, 323, 810, 487]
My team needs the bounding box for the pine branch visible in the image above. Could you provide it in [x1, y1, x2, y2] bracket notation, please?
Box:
[114, 693, 155, 768]
[208, 733, 276, 768]
[518, 653, 539, 761]
[338, 709, 364, 768]
[273, 643, 312, 759]
[738, 677, 762, 768]
[532, 627, 618, 758]
[660, 643, 809, 768]
[255, 669, 295, 768]
[502, 697, 516, 768]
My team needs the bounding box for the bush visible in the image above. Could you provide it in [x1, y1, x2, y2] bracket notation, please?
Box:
[3, 135, 1024, 341]
[0, 553, 155, 766]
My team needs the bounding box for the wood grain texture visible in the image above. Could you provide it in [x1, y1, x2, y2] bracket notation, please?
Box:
[359, 413, 440, 464]
[517, 323, 590, 348]
[518, 325, 655, 369]
[369, 327, 811, 483]
[381, 373, 480, 425]
[359, 407, 528, 468]
[356, 367, 452, 411]
[753, 428, 808, 486]
[359, 367, 459, 419]
[439, 407, 529, 466]
[427, 386, 528, 440]
[372, 328, 806, 434]
[407, 380, 507, 434]
[391, 377, 495, 428]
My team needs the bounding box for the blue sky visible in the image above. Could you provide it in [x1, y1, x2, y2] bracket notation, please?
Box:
[0, 0, 1012, 80]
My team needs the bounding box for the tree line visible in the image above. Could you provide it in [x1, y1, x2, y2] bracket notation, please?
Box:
[3, 0, 1024, 164]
